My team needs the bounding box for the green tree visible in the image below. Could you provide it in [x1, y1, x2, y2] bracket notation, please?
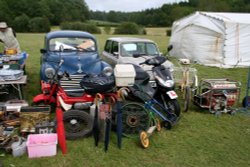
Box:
[13, 14, 30, 32]
[0, 0, 13, 25]
[114, 22, 144, 34]
[198, 0, 231, 11]
[104, 26, 111, 34]
[29, 17, 50, 32]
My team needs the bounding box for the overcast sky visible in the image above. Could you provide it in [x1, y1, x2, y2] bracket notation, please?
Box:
[85, 0, 187, 12]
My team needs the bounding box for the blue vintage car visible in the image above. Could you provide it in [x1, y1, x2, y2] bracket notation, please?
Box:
[40, 30, 111, 82]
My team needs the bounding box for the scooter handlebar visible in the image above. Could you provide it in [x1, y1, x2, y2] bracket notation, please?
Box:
[139, 61, 145, 65]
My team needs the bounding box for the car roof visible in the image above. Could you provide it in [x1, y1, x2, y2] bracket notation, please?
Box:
[107, 37, 155, 43]
[45, 30, 96, 41]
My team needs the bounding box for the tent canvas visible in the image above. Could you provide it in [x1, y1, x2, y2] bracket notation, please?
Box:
[169, 11, 250, 68]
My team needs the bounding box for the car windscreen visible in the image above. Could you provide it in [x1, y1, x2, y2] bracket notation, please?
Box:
[49, 37, 96, 52]
[121, 42, 159, 57]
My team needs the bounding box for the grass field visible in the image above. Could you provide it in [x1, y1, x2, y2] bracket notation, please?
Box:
[1, 28, 250, 167]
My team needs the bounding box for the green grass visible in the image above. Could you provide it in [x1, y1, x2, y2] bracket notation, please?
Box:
[1, 29, 250, 167]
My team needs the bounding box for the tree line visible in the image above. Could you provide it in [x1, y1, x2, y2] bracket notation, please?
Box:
[0, 0, 89, 32]
[90, 0, 250, 27]
[1, 0, 250, 32]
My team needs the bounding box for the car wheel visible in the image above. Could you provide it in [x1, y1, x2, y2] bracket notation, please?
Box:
[63, 110, 93, 140]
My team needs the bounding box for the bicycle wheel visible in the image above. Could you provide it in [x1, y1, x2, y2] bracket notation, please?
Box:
[183, 86, 191, 112]
[121, 103, 150, 136]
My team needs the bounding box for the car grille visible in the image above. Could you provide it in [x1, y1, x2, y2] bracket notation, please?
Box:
[60, 74, 85, 95]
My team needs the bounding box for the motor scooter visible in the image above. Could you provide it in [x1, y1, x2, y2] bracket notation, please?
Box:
[121, 56, 180, 135]
[133, 55, 180, 116]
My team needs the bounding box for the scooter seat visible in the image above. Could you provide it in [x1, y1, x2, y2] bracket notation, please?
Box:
[65, 91, 85, 97]
[62, 88, 85, 97]
[132, 64, 150, 81]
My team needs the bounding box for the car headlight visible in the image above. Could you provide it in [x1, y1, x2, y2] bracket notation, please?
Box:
[156, 76, 174, 88]
[45, 68, 55, 79]
[103, 66, 113, 76]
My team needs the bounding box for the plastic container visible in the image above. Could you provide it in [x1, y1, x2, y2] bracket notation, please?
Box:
[27, 133, 57, 158]
[11, 137, 27, 157]
[0, 69, 23, 81]
[5, 100, 29, 112]
[114, 64, 136, 86]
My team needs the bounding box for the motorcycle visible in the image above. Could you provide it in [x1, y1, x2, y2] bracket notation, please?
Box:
[121, 55, 180, 135]
[134, 55, 180, 116]
[33, 59, 95, 140]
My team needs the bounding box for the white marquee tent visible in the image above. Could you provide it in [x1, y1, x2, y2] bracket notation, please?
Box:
[169, 11, 250, 68]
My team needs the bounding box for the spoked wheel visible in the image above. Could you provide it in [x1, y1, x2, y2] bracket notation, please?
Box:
[242, 96, 250, 108]
[63, 110, 93, 140]
[183, 86, 191, 112]
[121, 103, 150, 136]
[139, 131, 149, 149]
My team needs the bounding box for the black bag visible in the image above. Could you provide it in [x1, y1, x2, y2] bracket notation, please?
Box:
[80, 74, 115, 94]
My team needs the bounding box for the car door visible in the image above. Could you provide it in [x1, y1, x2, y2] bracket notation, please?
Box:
[102, 40, 119, 67]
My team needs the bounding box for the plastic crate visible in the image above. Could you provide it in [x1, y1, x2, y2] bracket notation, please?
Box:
[114, 64, 136, 86]
[27, 133, 57, 158]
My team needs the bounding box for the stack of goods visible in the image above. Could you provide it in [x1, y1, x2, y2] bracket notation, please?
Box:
[0, 51, 27, 81]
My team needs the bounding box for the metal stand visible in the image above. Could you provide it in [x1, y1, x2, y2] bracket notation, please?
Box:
[0, 75, 27, 99]
[244, 68, 250, 108]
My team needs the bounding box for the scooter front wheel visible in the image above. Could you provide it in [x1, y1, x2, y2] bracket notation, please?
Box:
[165, 98, 181, 117]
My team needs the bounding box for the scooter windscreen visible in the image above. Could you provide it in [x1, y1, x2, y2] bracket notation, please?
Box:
[145, 56, 166, 66]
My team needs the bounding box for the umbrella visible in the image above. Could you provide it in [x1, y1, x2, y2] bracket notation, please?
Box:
[104, 97, 115, 152]
[93, 94, 102, 147]
[93, 103, 100, 146]
[116, 95, 122, 149]
[104, 112, 111, 152]
[116, 88, 128, 149]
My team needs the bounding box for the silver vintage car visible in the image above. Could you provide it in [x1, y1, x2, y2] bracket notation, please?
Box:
[101, 37, 173, 86]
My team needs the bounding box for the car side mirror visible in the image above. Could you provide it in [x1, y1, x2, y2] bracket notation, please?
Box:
[40, 49, 47, 54]
[113, 52, 119, 57]
[167, 45, 173, 52]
